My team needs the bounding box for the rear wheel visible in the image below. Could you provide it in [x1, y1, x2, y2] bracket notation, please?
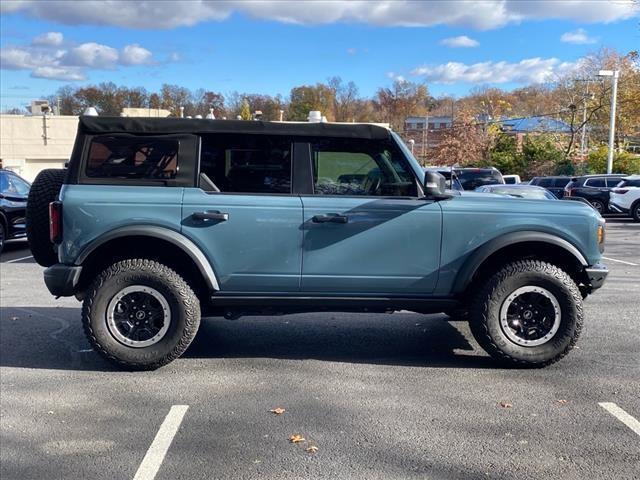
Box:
[82, 259, 201, 370]
[589, 199, 605, 214]
[469, 260, 582, 367]
[26, 168, 66, 266]
[632, 201, 640, 222]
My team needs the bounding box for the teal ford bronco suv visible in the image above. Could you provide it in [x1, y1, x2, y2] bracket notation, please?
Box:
[26, 117, 608, 369]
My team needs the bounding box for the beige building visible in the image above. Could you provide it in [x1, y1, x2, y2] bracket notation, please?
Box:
[1, 108, 171, 182]
[0, 114, 78, 182]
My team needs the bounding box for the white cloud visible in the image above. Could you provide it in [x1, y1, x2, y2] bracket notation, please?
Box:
[1, 0, 636, 30]
[347, 48, 357, 55]
[120, 44, 153, 65]
[31, 66, 85, 81]
[1, 34, 156, 81]
[61, 42, 119, 68]
[439, 35, 479, 48]
[411, 57, 580, 84]
[32, 31, 64, 46]
[560, 28, 597, 44]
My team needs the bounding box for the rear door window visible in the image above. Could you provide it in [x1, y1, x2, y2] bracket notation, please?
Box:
[200, 134, 292, 194]
[86, 136, 179, 180]
[605, 177, 625, 187]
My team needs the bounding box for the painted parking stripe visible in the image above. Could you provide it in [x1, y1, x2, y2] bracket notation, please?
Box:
[5, 255, 34, 263]
[598, 402, 640, 436]
[602, 256, 639, 266]
[133, 405, 189, 480]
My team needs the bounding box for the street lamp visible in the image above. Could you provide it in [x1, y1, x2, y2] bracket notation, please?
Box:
[597, 69, 619, 174]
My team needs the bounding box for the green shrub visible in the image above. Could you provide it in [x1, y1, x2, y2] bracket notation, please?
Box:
[587, 146, 640, 174]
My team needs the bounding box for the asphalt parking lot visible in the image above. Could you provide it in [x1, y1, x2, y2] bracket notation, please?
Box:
[1, 218, 639, 480]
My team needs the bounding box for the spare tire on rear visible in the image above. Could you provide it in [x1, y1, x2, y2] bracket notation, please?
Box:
[26, 168, 66, 267]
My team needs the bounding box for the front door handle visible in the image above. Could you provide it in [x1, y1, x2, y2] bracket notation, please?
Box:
[312, 213, 348, 224]
[193, 210, 229, 221]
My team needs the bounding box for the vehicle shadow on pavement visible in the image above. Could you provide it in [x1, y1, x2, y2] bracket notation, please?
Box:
[0, 307, 496, 371]
[186, 313, 497, 369]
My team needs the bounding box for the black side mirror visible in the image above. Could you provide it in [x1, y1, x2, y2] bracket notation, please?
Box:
[423, 171, 447, 198]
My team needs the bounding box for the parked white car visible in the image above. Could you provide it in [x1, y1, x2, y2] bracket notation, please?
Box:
[503, 174, 521, 184]
[609, 175, 640, 222]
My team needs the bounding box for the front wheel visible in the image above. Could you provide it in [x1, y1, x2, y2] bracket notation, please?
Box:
[469, 260, 583, 367]
[82, 259, 201, 370]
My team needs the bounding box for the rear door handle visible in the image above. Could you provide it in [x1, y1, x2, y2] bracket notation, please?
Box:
[312, 213, 348, 224]
[193, 210, 229, 221]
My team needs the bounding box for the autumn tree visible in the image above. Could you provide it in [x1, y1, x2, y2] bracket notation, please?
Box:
[373, 79, 433, 129]
[328, 76, 360, 122]
[288, 83, 336, 121]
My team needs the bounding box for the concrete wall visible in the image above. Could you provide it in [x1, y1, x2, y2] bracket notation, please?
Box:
[0, 115, 78, 182]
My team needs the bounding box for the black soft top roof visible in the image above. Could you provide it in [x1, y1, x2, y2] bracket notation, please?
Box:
[78, 116, 390, 140]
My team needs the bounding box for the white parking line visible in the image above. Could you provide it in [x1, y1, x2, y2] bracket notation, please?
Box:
[602, 256, 639, 266]
[133, 405, 189, 480]
[5, 255, 34, 263]
[598, 402, 640, 436]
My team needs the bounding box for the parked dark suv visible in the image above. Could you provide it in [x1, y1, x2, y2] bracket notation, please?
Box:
[564, 174, 628, 213]
[453, 167, 504, 190]
[529, 176, 570, 199]
[0, 169, 30, 253]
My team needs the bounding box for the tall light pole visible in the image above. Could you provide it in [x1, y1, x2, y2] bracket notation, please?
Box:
[598, 69, 619, 174]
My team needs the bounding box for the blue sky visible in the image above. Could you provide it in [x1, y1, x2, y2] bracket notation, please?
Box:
[1, 1, 638, 110]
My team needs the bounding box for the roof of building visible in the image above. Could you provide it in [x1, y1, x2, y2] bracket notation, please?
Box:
[405, 116, 452, 123]
[78, 116, 391, 140]
[500, 116, 571, 133]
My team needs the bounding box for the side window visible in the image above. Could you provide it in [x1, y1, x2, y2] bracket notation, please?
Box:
[310, 138, 417, 197]
[553, 178, 569, 188]
[606, 177, 623, 187]
[86, 136, 178, 180]
[585, 178, 606, 187]
[200, 134, 292, 194]
[537, 178, 553, 188]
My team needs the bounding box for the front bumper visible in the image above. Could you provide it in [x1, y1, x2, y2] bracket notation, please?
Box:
[608, 201, 629, 214]
[584, 262, 608, 291]
[43, 264, 82, 297]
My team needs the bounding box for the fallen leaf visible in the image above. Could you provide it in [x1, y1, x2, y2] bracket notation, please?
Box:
[289, 434, 305, 443]
[499, 402, 513, 409]
[270, 407, 286, 415]
[305, 445, 319, 454]
[556, 399, 568, 405]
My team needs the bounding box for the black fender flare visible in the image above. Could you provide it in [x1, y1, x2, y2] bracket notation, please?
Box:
[452, 231, 588, 294]
[75, 225, 220, 291]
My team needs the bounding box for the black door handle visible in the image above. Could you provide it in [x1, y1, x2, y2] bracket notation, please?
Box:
[193, 210, 229, 221]
[312, 213, 348, 224]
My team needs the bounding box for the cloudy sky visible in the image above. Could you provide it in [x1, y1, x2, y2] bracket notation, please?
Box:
[0, 0, 638, 108]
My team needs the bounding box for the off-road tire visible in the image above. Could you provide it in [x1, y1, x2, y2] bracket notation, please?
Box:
[469, 260, 583, 367]
[26, 168, 66, 267]
[82, 259, 201, 370]
[631, 200, 640, 222]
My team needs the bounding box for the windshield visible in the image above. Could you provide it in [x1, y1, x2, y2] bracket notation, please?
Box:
[0, 171, 31, 197]
[489, 187, 555, 199]
[455, 169, 504, 190]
